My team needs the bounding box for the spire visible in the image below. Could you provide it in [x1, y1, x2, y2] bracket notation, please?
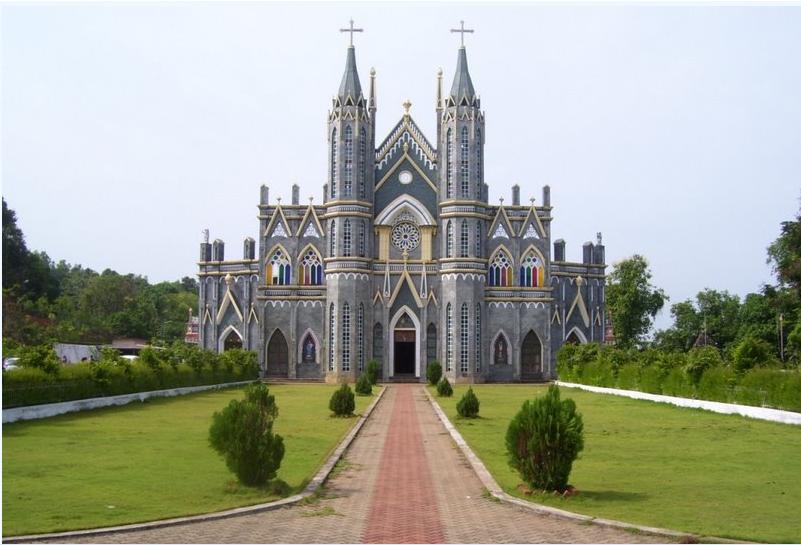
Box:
[450, 46, 476, 103]
[338, 46, 363, 102]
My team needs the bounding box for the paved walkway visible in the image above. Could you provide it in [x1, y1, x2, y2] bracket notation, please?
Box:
[38, 385, 668, 544]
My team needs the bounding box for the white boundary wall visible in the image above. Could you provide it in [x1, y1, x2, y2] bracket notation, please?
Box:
[556, 381, 801, 426]
[3, 381, 254, 424]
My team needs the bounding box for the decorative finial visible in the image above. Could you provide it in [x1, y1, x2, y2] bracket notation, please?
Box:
[224, 273, 234, 286]
[309, 196, 314, 204]
[276, 196, 282, 204]
[530, 197, 536, 206]
[499, 196, 504, 205]
[576, 275, 585, 287]
[403, 99, 412, 116]
[202, 229, 209, 244]
[437, 67, 443, 77]
[597, 232, 603, 245]
[403, 141, 409, 152]
[370, 67, 376, 76]
[339, 19, 363, 47]
[450, 20, 474, 47]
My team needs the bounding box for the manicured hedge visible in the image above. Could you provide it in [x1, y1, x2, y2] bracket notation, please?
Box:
[2, 346, 259, 408]
[557, 343, 801, 412]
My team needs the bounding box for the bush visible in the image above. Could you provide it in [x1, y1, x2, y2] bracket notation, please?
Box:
[365, 360, 380, 385]
[18, 345, 61, 375]
[732, 336, 778, 374]
[662, 367, 695, 398]
[426, 361, 443, 386]
[329, 384, 356, 416]
[436, 377, 453, 397]
[697, 367, 737, 402]
[639, 365, 664, 394]
[582, 360, 615, 387]
[355, 373, 372, 396]
[685, 346, 724, 384]
[615, 364, 639, 390]
[456, 387, 480, 417]
[505, 385, 584, 492]
[208, 382, 285, 486]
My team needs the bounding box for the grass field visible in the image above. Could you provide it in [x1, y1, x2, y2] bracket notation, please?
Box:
[431, 384, 801, 543]
[3, 383, 373, 536]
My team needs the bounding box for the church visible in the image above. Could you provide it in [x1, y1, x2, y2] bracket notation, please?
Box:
[196, 26, 607, 383]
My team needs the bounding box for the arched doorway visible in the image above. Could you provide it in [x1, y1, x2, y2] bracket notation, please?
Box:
[390, 307, 419, 377]
[565, 327, 587, 345]
[266, 329, 289, 378]
[521, 330, 543, 382]
[219, 326, 243, 352]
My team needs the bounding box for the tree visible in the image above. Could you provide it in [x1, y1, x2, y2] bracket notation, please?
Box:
[606, 255, 667, 347]
[3, 198, 29, 291]
[208, 383, 285, 486]
[732, 336, 778, 374]
[768, 202, 801, 292]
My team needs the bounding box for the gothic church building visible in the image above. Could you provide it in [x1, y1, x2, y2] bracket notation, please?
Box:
[197, 39, 607, 383]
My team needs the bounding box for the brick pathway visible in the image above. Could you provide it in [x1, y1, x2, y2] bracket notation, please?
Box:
[33, 385, 669, 544]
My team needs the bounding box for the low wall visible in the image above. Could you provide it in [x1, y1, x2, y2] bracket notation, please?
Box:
[3, 381, 254, 424]
[556, 381, 801, 426]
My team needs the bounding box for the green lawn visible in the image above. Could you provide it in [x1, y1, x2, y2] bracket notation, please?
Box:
[3, 383, 373, 536]
[431, 384, 801, 543]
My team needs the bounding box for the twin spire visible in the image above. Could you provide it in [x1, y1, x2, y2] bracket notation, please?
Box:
[335, 19, 478, 107]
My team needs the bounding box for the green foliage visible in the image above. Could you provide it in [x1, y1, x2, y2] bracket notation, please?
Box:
[505, 385, 584, 492]
[768, 202, 801, 291]
[208, 383, 285, 486]
[788, 321, 801, 365]
[697, 367, 737, 402]
[354, 373, 372, 396]
[615, 364, 639, 390]
[456, 387, 480, 417]
[732, 336, 777, 374]
[426, 361, 442, 386]
[606, 255, 667, 347]
[18, 344, 61, 375]
[685, 346, 724, 384]
[329, 384, 355, 416]
[436, 376, 453, 397]
[661, 367, 696, 398]
[638, 365, 665, 394]
[556, 343, 599, 382]
[365, 360, 380, 385]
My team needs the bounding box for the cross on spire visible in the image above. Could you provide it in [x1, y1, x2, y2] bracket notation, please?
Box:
[450, 20, 474, 47]
[340, 19, 363, 47]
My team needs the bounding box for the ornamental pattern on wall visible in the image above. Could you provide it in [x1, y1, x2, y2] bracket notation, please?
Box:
[392, 221, 421, 251]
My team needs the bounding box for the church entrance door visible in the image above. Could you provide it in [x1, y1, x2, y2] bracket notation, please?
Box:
[393, 329, 416, 375]
[521, 330, 543, 382]
[266, 329, 289, 378]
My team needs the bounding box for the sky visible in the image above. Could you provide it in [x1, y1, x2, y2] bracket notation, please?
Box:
[2, 2, 800, 330]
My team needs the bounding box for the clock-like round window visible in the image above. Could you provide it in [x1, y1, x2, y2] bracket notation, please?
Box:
[399, 170, 413, 185]
[391, 221, 421, 251]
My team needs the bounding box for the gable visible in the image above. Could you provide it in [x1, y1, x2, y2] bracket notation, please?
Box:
[374, 156, 437, 223]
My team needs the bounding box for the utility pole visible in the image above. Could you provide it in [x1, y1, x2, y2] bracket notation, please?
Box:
[779, 313, 785, 363]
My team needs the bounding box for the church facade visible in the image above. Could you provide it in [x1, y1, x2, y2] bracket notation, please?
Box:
[196, 39, 607, 383]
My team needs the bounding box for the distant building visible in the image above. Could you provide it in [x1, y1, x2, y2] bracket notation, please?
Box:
[54, 343, 99, 364]
[185, 310, 199, 345]
[111, 338, 149, 356]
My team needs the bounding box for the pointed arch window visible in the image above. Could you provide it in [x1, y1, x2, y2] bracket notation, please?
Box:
[475, 223, 482, 257]
[331, 129, 338, 199]
[427, 323, 437, 363]
[460, 221, 469, 258]
[267, 248, 291, 285]
[460, 126, 469, 198]
[343, 219, 352, 257]
[328, 303, 336, 371]
[301, 332, 317, 363]
[329, 221, 336, 257]
[446, 221, 453, 258]
[519, 251, 544, 287]
[476, 128, 482, 195]
[373, 323, 383, 365]
[446, 128, 453, 198]
[358, 220, 366, 257]
[342, 303, 351, 371]
[494, 334, 509, 365]
[357, 304, 365, 371]
[300, 248, 323, 286]
[488, 251, 513, 287]
[460, 303, 469, 374]
[475, 304, 481, 372]
[446, 303, 453, 372]
[359, 127, 367, 199]
[344, 125, 353, 197]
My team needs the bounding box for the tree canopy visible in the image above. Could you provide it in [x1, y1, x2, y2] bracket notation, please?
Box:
[606, 255, 667, 348]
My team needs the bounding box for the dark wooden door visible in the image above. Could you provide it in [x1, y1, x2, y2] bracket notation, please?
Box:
[521, 330, 542, 382]
[266, 329, 289, 378]
[394, 330, 415, 375]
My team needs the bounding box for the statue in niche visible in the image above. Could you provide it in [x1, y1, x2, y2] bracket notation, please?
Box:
[302, 336, 316, 363]
[494, 336, 508, 365]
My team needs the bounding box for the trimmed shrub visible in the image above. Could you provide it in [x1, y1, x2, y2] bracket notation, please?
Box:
[505, 385, 584, 492]
[582, 360, 615, 387]
[355, 373, 372, 396]
[733, 336, 778, 374]
[697, 367, 737, 402]
[426, 361, 443, 386]
[685, 346, 724, 385]
[329, 384, 356, 416]
[365, 360, 380, 385]
[736, 368, 790, 408]
[436, 377, 453, 397]
[456, 387, 480, 418]
[615, 364, 639, 390]
[18, 345, 61, 375]
[639, 366, 664, 394]
[662, 367, 695, 398]
[208, 382, 285, 486]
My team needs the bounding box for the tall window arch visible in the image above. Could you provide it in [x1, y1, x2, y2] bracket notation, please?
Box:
[343, 219, 352, 257]
[301, 332, 317, 363]
[446, 221, 453, 258]
[330, 128, 337, 199]
[342, 303, 351, 371]
[460, 303, 469, 374]
[343, 125, 353, 197]
[475, 304, 481, 372]
[488, 250, 513, 287]
[476, 128, 482, 196]
[358, 220, 366, 257]
[475, 223, 482, 257]
[446, 128, 453, 199]
[373, 323, 383, 365]
[329, 221, 336, 257]
[460, 221, 469, 257]
[460, 126, 469, 198]
[427, 323, 437, 363]
[519, 251, 544, 287]
[359, 127, 367, 199]
[494, 333, 509, 365]
[328, 304, 336, 371]
[357, 304, 365, 371]
[267, 248, 291, 285]
[300, 248, 323, 286]
[446, 303, 453, 372]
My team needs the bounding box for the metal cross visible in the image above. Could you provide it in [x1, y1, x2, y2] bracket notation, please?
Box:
[450, 20, 474, 47]
[340, 19, 363, 46]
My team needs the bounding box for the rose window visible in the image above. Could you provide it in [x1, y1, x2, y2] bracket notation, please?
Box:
[392, 222, 421, 251]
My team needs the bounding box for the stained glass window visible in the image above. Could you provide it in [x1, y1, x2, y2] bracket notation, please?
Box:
[300, 249, 323, 286]
[488, 251, 513, 287]
[266, 249, 291, 286]
[519, 252, 543, 287]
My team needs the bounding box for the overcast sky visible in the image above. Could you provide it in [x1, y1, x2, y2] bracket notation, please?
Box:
[3, 2, 800, 330]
